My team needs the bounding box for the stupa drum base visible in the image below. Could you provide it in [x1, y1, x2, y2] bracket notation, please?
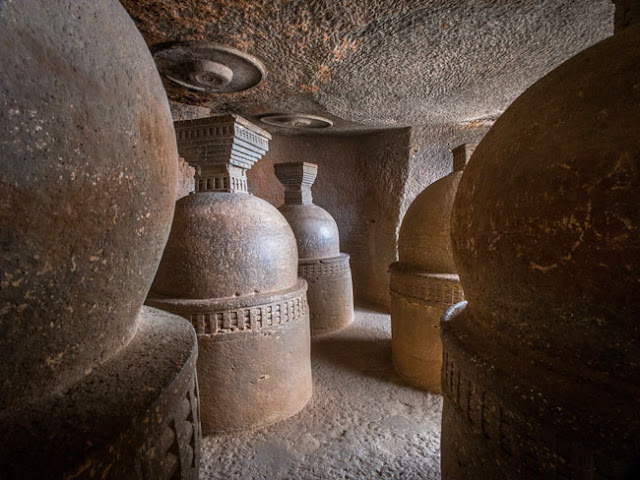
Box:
[441, 303, 637, 479]
[1, 307, 200, 479]
[299, 254, 354, 335]
[147, 280, 312, 433]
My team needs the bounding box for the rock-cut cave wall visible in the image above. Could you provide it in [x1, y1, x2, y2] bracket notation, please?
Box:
[249, 130, 408, 309]
[248, 122, 491, 309]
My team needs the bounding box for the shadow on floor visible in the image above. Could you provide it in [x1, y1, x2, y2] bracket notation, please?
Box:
[311, 335, 407, 386]
[353, 299, 390, 315]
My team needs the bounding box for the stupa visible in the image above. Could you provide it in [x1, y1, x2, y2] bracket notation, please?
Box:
[147, 115, 313, 433]
[389, 144, 474, 393]
[275, 162, 354, 335]
[0, 1, 200, 478]
[441, 6, 640, 478]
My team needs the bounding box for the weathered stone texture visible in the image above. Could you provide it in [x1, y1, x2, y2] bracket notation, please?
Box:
[148, 116, 312, 433]
[249, 125, 489, 310]
[250, 130, 409, 309]
[390, 144, 474, 392]
[442, 23, 640, 479]
[275, 162, 354, 335]
[121, 0, 612, 133]
[400, 123, 490, 222]
[0, 1, 200, 477]
[152, 193, 299, 300]
[298, 256, 354, 335]
[170, 101, 211, 122]
[176, 157, 196, 200]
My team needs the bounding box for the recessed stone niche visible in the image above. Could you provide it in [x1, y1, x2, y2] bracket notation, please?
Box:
[441, 13, 640, 480]
[147, 115, 313, 433]
[0, 1, 200, 478]
[389, 144, 474, 393]
[275, 162, 354, 335]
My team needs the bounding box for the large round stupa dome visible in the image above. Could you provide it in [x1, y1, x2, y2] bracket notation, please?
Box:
[451, 24, 640, 380]
[279, 204, 341, 261]
[398, 171, 463, 273]
[152, 192, 299, 300]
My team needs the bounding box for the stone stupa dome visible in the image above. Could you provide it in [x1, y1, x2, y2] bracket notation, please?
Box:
[152, 192, 298, 301]
[147, 115, 312, 434]
[274, 161, 354, 335]
[398, 173, 460, 273]
[398, 145, 475, 274]
[389, 144, 473, 393]
[441, 18, 640, 479]
[279, 203, 340, 261]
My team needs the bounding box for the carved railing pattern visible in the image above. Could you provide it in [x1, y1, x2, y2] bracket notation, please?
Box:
[298, 257, 351, 279]
[390, 270, 464, 306]
[188, 294, 308, 335]
[135, 361, 200, 480]
[442, 345, 625, 478]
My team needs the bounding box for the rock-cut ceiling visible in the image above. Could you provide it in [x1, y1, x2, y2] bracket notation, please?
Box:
[121, 0, 614, 134]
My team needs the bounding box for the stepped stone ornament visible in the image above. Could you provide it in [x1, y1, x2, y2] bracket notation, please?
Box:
[147, 115, 313, 433]
[275, 162, 354, 335]
[441, 7, 640, 479]
[389, 144, 474, 393]
[0, 1, 200, 478]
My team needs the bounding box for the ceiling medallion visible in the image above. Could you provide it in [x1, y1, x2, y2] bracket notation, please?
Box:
[153, 42, 266, 93]
[260, 114, 333, 129]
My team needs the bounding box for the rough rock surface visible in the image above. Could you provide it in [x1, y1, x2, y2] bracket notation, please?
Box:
[0, 0, 200, 477]
[251, 131, 409, 308]
[249, 124, 489, 309]
[401, 124, 490, 220]
[200, 305, 442, 480]
[176, 157, 196, 200]
[122, 0, 612, 133]
[442, 21, 640, 480]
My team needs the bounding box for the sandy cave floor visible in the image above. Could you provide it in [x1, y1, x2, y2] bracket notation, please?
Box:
[200, 305, 442, 480]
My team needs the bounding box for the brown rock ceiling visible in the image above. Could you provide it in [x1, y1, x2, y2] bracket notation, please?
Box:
[122, 0, 613, 133]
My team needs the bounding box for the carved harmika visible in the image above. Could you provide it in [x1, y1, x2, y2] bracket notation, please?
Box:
[274, 162, 318, 205]
[174, 115, 271, 194]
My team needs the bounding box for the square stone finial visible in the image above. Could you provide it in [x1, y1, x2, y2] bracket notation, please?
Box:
[452, 143, 478, 172]
[274, 162, 318, 205]
[174, 114, 272, 193]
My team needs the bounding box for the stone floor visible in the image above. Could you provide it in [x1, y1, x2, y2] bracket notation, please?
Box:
[200, 304, 443, 480]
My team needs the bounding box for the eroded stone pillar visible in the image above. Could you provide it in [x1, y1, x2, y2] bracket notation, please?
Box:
[275, 162, 354, 335]
[389, 144, 474, 392]
[441, 20, 640, 480]
[0, 1, 200, 477]
[147, 115, 313, 433]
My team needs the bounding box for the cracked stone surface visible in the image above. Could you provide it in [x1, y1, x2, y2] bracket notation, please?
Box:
[122, 0, 613, 133]
[200, 305, 442, 479]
